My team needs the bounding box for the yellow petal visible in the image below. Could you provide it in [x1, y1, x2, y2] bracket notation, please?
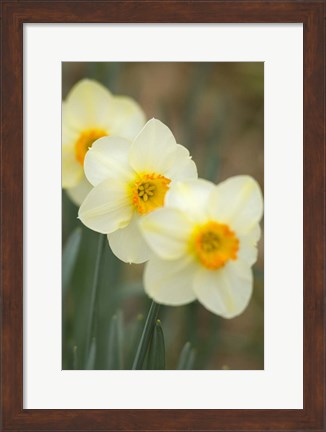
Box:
[63, 79, 114, 131]
[66, 177, 93, 206]
[107, 214, 151, 264]
[164, 144, 198, 181]
[84, 136, 134, 186]
[78, 178, 132, 234]
[108, 95, 146, 140]
[238, 224, 261, 266]
[129, 119, 177, 173]
[144, 256, 197, 305]
[62, 102, 80, 147]
[193, 260, 253, 318]
[62, 146, 83, 188]
[165, 179, 214, 222]
[139, 208, 192, 260]
[208, 176, 263, 234]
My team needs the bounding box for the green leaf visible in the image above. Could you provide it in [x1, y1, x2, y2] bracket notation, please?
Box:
[116, 282, 144, 300]
[147, 320, 165, 370]
[132, 301, 160, 370]
[62, 227, 82, 297]
[85, 338, 96, 370]
[72, 345, 78, 370]
[107, 310, 124, 370]
[85, 233, 105, 365]
[93, 237, 122, 369]
[126, 314, 144, 368]
[177, 342, 196, 370]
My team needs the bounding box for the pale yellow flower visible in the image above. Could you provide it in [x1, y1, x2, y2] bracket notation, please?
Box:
[78, 119, 198, 264]
[139, 177, 263, 318]
[62, 79, 146, 204]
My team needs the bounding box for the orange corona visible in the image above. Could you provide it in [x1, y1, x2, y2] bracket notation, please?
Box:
[74, 128, 108, 165]
[131, 173, 171, 215]
[192, 221, 239, 269]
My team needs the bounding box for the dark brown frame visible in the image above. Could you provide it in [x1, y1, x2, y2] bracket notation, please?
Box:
[1, 1, 325, 431]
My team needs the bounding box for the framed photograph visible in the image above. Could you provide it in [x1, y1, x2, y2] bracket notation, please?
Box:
[61, 60, 265, 374]
[1, 1, 324, 431]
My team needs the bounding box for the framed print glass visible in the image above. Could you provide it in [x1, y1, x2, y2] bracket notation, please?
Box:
[1, 1, 324, 431]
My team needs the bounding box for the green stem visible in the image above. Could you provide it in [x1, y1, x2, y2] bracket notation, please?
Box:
[132, 301, 160, 370]
[85, 233, 105, 365]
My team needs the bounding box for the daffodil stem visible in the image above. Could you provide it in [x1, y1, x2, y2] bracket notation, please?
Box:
[85, 233, 105, 366]
[132, 300, 160, 370]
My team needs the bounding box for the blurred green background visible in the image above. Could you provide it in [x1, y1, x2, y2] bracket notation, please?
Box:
[62, 62, 264, 370]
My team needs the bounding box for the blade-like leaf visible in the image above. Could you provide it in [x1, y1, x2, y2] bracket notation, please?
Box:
[147, 319, 165, 370]
[62, 227, 82, 296]
[85, 233, 105, 364]
[126, 314, 144, 368]
[85, 338, 96, 370]
[132, 301, 160, 370]
[72, 345, 78, 370]
[107, 310, 124, 370]
[116, 282, 144, 301]
[177, 342, 196, 370]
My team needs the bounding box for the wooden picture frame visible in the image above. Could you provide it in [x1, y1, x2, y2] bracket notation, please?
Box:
[1, 1, 324, 430]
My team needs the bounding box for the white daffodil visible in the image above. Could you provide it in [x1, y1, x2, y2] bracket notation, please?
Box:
[139, 176, 263, 318]
[78, 119, 198, 263]
[62, 79, 146, 205]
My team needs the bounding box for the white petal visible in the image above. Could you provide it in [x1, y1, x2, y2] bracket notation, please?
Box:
[238, 224, 261, 266]
[208, 176, 263, 234]
[144, 256, 197, 305]
[78, 179, 133, 234]
[193, 259, 253, 318]
[164, 144, 198, 181]
[108, 96, 146, 140]
[62, 146, 83, 188]
[165, 179, 215, 222]
[139, 208, 192, 260]
[129, 119, 177, 173]
[84, 136, 135, 186]
[63, 79, 114, 131]
[108, 214, 151, 264]
[62, 102, 80, 147]
[66, 176, 93, 206]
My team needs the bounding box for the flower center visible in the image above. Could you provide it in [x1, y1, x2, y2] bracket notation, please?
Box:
[132, 173, 171, 215]
[75, 128, 108, 165]
[191, 221, 239, 270]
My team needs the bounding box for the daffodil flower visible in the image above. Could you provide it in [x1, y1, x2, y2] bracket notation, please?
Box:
[139, 177, 263, 318]
[78, 119, 198, 263]
[62, 79, 146, 205]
